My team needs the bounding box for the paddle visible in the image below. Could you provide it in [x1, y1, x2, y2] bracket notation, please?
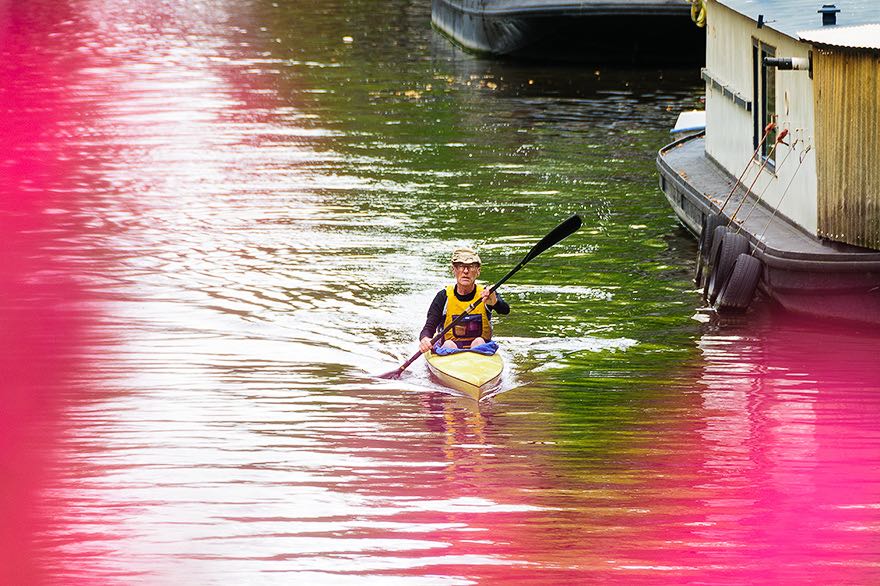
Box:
[378, 213, 583, 380]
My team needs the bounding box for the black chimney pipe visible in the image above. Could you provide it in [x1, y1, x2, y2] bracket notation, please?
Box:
[819, 4, 840, 26]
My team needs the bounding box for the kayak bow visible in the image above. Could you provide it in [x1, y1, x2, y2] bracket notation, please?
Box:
[425, 350, 503, 401]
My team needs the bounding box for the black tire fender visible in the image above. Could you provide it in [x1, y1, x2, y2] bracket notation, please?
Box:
[702, 224, 730, 300]
[707, 231, 749, 304]
[700, 214, 727, 254]
[695, 214, 726, 285]
[716, 253, 763, 311]
[706, 224, 729, 268]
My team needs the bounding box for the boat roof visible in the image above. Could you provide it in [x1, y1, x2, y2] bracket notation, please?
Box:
[717, 0, 880, 39]
[798, 23, 880, 49]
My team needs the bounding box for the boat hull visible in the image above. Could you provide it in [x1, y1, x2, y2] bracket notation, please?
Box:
[657, 133, 880, 325]
[431, 0, 704, 64]
[425, 350, 504, 400]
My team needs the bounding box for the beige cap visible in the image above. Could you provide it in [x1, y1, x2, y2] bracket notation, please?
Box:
[451, 247, 481, 265]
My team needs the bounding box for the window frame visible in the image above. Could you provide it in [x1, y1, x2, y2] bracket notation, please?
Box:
[752, 38, 777, 168]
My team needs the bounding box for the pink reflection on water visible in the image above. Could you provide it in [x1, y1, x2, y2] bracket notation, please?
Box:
[1, 0, 301, 582]
[682, 312, 880, 582]
[351, 314, 880, 583]
[0, 3, 89, 581]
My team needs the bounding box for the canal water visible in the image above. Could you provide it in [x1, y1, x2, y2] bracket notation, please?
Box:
[3, 1, 880, 583]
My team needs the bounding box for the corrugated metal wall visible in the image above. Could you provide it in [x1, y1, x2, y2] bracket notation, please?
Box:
[814, 47, 880, 249]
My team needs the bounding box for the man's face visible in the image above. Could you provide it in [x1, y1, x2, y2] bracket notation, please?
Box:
[452, 262, 481, 289]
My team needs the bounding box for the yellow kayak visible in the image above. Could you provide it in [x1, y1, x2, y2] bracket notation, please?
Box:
[425, 350, 503, 400]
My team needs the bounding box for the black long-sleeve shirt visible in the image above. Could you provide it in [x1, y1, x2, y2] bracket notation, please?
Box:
[419, 286, 510, 340]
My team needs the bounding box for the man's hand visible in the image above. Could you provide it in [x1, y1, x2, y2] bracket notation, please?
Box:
[481, 288, 497, 307]
[419, 337, 433, 353]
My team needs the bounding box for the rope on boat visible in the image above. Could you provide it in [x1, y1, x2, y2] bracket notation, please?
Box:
[756, 144, 813, 249]
[727, 129, 789, 227]
[734, 131, 802, 232]
[691, 0, 706, 27]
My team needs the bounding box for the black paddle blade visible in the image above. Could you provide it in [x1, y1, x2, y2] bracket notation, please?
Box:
[523, 213, 583, 263]
[376, 367, 403, 379]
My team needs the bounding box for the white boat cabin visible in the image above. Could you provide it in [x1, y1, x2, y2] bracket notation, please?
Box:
[702, 0, 880, 248]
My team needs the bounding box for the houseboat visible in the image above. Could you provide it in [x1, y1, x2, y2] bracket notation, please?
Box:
[431, 0, 704, 64]
[657, 0, 880, 324]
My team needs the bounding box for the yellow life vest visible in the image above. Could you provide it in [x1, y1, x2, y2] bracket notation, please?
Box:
[442, 284, 492, 346]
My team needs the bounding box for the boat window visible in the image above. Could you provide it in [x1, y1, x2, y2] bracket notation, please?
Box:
[752, 39, 777, 166]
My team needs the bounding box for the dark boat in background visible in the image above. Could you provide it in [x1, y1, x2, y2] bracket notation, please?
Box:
[431, 0, 704, 64]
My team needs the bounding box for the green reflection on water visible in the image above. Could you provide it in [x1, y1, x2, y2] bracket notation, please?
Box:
[263, 0, 706, 395]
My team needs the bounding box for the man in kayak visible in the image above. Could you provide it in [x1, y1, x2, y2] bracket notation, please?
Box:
[419, 247, 510, 353]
